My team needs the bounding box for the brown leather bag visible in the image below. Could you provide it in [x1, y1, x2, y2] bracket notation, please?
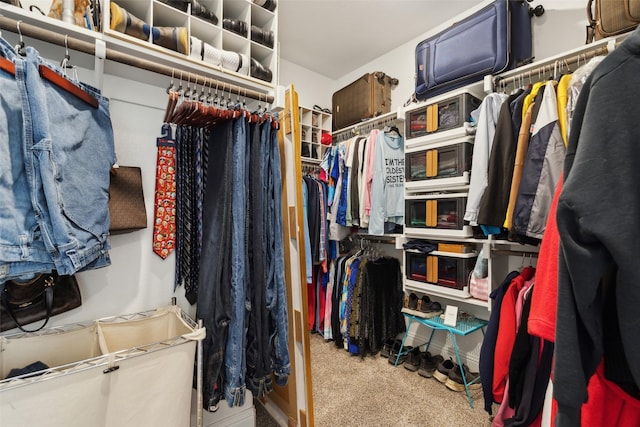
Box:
[108, 166, 148, 234]
[1, 271, 81, 332]
[587, 0, 640, 43]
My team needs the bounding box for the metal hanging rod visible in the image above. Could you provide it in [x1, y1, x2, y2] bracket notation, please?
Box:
[333, 111, 403, 142]
[493, 34, 627, 92]
[351, 233, 397, 245]
[491, 249, 539, 258]
[301, 163, 320, 174]
[0, 15, 274, 103]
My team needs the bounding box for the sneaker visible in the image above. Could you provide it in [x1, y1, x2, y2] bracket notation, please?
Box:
[445, 364, 482, 392]
[418, 352, 444, 378]
[389, 344, 413, 366]
[403, 347, 424, 372]
[380, 337, 397, 358]
[417, 295, 431, 312]
[433, 358, 455, 383]
[404, 292, 419, 310]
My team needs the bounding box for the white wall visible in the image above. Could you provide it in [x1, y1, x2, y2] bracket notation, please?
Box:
[0, 33, 192, 330]
[278, 58, 334, 110]
[281, 5, 588, 113]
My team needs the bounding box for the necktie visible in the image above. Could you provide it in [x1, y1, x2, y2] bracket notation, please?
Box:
[152, 124, 176, 259]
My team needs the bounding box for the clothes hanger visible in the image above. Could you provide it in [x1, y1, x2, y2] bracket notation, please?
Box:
[172, 73, 198, 124]
[164, 69, 179, 123]
[0, 55, 15, 76]
[183, 82, 204, 125]
[14, 20, 26, 56]
[37, 34, 99, 108]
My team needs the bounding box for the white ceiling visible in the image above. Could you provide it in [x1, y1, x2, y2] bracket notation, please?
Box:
[277, 0, 586, 80]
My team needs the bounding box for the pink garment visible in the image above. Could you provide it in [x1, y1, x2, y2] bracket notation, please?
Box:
[363, 129, 379, 218]
[323, 261, 335, 339]
[493, 282, 535, 427]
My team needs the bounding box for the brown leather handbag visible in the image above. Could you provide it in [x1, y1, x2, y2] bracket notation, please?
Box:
[1, 271, 81, 332]
[108, 166, 148, 235]
[587, 0, 640, 43]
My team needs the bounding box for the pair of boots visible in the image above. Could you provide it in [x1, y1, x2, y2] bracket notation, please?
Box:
[110, 2, 189, 55]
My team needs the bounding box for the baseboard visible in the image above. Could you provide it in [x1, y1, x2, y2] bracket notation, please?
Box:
[191, 390, 256, 427]
[259, 398, 290, 427]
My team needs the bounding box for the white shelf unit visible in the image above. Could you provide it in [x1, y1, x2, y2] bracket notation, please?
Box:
[299, 106, 332, 163]
[0, 1, 277, 97]
[402, 235, 539, 317]
[103, 0, 277, 86]
[400, 81, 540, 316]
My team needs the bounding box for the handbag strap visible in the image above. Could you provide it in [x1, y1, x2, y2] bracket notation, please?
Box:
[2, 276, 55, 333]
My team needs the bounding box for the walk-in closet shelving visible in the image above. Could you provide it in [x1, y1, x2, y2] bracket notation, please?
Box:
[106, 0, 276, 82]
[299, 105, 331, 163]
[399, 80, 542, 315]
[0, 0, 277, 93]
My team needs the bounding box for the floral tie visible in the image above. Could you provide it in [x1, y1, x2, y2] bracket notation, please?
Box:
[152, 125, 176, 259]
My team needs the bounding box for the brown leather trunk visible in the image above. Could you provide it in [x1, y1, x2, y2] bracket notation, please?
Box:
[331, 72, 397, 130]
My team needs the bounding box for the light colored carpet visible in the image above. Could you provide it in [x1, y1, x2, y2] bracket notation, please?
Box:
[310, 333, 494, 427]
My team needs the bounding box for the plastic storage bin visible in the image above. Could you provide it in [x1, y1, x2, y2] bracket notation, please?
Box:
[405, 250, 477, 299]
[405, 136, 473, 192]
[405, 87, 482, 145]
[405, 192, 471, 238]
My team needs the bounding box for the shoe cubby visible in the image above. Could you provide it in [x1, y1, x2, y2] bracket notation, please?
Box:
[300, 106, 332, 163]
[101, 0, 277, 86]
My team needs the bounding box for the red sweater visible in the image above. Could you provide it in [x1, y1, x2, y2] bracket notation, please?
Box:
[492, 266, 536, 403]
[527, 177, 562, 342]
[493, 267, 536, 403]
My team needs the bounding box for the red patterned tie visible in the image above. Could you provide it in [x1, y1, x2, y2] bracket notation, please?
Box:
[152, 125, 176, 259]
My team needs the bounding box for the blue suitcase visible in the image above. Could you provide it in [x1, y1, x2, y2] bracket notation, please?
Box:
[414, 0, 533, 100]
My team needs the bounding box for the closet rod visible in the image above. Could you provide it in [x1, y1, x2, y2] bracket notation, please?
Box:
[332, 110, 401, 142]
[494, 46, 608, 91]
[354, 235, 398, 245]
[493, 34, 627, 91]
[0, 15, 274, 104]
[491, 249, 538, 258]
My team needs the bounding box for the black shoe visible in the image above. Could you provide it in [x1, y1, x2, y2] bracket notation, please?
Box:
[405, 292, 418, 310]
[417, 295, 431, 312]
[418, 352, 444, 378]
[403, 347, 424, 372]
[445, 364, 482, 392]
[433, 358, 455, 383]
[380, 337, 397, 358]
[389, 344, 413, 366]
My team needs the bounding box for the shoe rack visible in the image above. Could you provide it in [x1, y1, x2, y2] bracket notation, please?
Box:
[104, 0, 277, 86]
[299, 106, 332, 163]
